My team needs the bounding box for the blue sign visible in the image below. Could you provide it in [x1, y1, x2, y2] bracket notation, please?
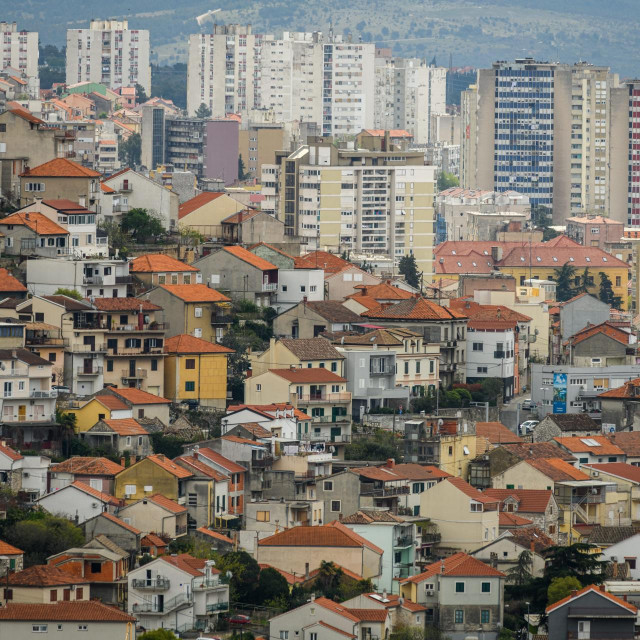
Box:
[553, 372, 567, 414]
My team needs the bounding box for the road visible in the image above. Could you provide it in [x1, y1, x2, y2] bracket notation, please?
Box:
[499, 393, 535, 433]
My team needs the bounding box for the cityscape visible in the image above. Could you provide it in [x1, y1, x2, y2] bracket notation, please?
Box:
[1, 7, 640, 640]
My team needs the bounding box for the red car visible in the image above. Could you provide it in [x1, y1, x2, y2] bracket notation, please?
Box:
[229, 615, 251, 625]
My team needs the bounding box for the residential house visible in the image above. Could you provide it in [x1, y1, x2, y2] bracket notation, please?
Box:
[597, 530, 640, 579]
[360, 297, 468, 387]
[609, 431, 640, 465]
[62, 395, 133, 433]
[96, 386, 171, 423]
[586, 525, 640, 550]
[127, 553, 230, 634]
[164, 334, 234, 409]
[323, 264, 382, 300]
[564, 322, 637, 368]
[129, 253, 200, 292]
[599, 379, 640, 432]
[19, 158, 101, 209]
[583, 462, 640, 522]
[315, 469, 365, 521]
[257, 521, 383, 581]
[48, 457, 124, 494]
[344, 281, 415, 311]
[341, 510, 417, 592]
[546, 585, 637, 640]
[174, 454, 230, 529]
[0, 348, 60, 454]
[472, 527, 554, 578]
[244, 498, 324, 534]
[0, 564, 90, 605]
[533, 414, 602, 443]
[274, 300, 363, 339]
[177, 191, 245, 236]
[194, 245, 279, 308]
[482, 489, 560, 541]
[118, 494, 188, 538]
[114, 453, 192, 504]
[340, 593, 426, 629]
[0, 441, 50, 498]
[475, 422, 523, 450]
[553, 436, 626, 467]
[140, 533, 169, 557]
[221, 403, 312, 441]
[0, 540, 23, 577]
[220, 208, 285, 246]
[141, 284, 232, 343]
[274, 268, 325, 314]
[101, 168, 179, 230]
[491, 457, 590, 491]
[420, 477, 500, 553]
[269, 596, 390, 640]
[0, 211, 70, 258]
[0, 269, 27, 300]
[82, 418, 151, 458]
[23, 321, 65, 380]
[248, 243, 295, 269]
[195, 527, 234, 553]
[36, 481, 120, 525]
[82, 512, 142, 559]
[399, 552, 505, 640]
[245, 368, 352, 444]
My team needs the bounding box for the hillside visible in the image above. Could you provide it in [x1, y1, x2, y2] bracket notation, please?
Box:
[9, 0, 640, 75]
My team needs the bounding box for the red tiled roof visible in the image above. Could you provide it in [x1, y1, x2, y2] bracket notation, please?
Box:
[69, 481, 120, 506]
[476, 422, 523, 445]
[107, 387, 171, 405]
[598, 378, 640, 399]
[90, 297, 161, 312]
[20, 157, 101, 178]
[436, 251, 495, 275]
[446, 477, 500, 504]
[526, 457, 590, 481]
[94, 395, 130, 412]
[175, 456, 229, 482]
[146, 454, 193, 478]
[305, 621, 355, 638]
[8, 565, 80, 587]
[0, 539, 23, 555]
[0, 601, 135, 622]
[130, 254, 198, 273]
[553, 436, 625, 456]
[268, 368, 347, 383]
[346, 296, 383, 312]
[100, 418, 148, 436]
[501, 442, 576, 462]
[609, 432, 640, 456]
[157, 283, 231, 302]
[164, 334, 234, 354]
[351, 464, 449, 483]
[499, 246, 629, 268]
[482, 489, 553, 513]
[100, 183, 115, 193]
[141, 533, 168, 548]
[350, 282, 414, 301]
[197, 527, 234, 544]
[401, 552, 504, 583]
[546, 584, 638, 614]
[450, 299, 532, 323]
[99, 512, 142, 534]
[307, 564, 364, 583]
[294, 251, 351, 273]
[314, 597, 360, 623]
[0, 442, 23, 461]
[222, 245, 278, 270]
[583, 463, 640, 484]
[222, 209, 262, 225]
[0, 268, 27, 292]
[50, 457, 124, 476]
[226, 403, 311, 421]
[222, 435, 267, 446]
[507, 527, 555, 553]
[0, 212, 69, 236]
[146, 493, 187, 513]
[566, 322, 631, 347]
[178, 192, 224, 219]
[347, 608, 389, 622]
[160, 553, 211, 576]
[362, 297, 467, 321]
[8, 107, 44, 125]
[197, 448, 246, 474]
[40, 199, 92, 213]
[499, 512, 533, 527]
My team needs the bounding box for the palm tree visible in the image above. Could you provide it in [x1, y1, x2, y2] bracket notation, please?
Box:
[554, 262, 577, 302]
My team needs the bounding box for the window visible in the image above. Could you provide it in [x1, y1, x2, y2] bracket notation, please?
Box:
[32, 625, 48, 633]
[455, 582, 465, 593]
[331, 500, 341, 512]
[185, 359, 196, 370]
[185, 381, 195, 392]
[412, 482, 425, 493]
[194, 307, 202, 318]
[125, 484, 136, 495]
[616, 276, 622, 287]
[404, 361, 409, 375]
[48, 352, 56, 362]
[106, 360, 113, 372]
[480, 581, 492, 593]
[126, 436, 131, 447]
[257, 510, 270, 521]
[78, 625, 88, 631]
[331, 362, 337, 372]
[151, 359, 158, 371]
[194, 328, 202, 338]
[323, 481, 333, 491]
[470, 502, 483, 512]
[477, 366, 488, 374]
[416, 360, 421, 374]
[454, 610, 464, 624]
[481, 610, 490, 624]
[3, 588, 12, 600]
[626, 557, 637, 570]
[50, 589, 57, 602]
[280, 633, 289, 640]
[76, 588, 83, 599]
[310, 634, 317, 640]
[472, 342, 483, 351]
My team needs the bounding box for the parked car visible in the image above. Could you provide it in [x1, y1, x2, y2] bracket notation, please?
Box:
[518, 420, 539, 434]
[229, 615, 251, 625]
[521, 398, 535, 410]
[52, 385, 71, 394]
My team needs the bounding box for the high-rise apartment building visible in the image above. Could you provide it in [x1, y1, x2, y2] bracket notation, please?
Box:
[622, 82, 640, 226]
[66, 20, 151, 95]
[0, 22, 39, 97]
[461, 59, 626, 224]
[262, 131, 435, 277]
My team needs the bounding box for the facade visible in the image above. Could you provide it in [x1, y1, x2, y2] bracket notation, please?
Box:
[273, 300, 363, 340]
[66, 20, 150, 94]
[117, 494, 188, 538]
[36, 481, 120, 524]
[82, 418, 151, 458]
[566, 215, 625, 249]
[0, 211, 69, 258]
[0, 23, 39, 97]
[532, 414, 601, 443]
[48, 456, 124, 495]
[129, 253, 200, 291]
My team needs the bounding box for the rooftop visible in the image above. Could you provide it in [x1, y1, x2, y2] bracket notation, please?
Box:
[156, 283, 231, 303]
[583, 462, 640, 484]
[362, 297, 467, 321]
[0, 601, 135, 622]
[268, 368, 347, 383]
[145, 454, 193, 478]
[526, 457, 591, 481]
[401, 552, 505, 583]
[90, 297, 161, 312]
[222, 245, 278, 271]
[104, 387, 171, 405]
[20, 157, 101, 178]
[0, 212, 69, 236]
[197, 447, 246, 474]
[279, 337, 345, 361]
[553, 436, 625, 456]
[7, 565, 83, 587]
[482, 489, 554, 513]
[0, 269, 27, 292]
[302, 300, 363, 324]
[164, 333, 234, 354]
[97, 418, 148, 436]
[476, 422, 523, 445]
[178, 192, 225, 219]
[294, 251, 351, 273]
[130, 253, 199, 273]
[546, 584, 637, 615]
[50, 457, 124, 476]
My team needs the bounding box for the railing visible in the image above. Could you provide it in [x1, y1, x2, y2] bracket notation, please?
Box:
[176, 524, 187, 535]
[211, 314, 231, 325]
[26, 336, 64, 346]
[132, 592, 192, 613]
[295, 393, 351, 403]
[312, 415, 350, 423]
[420, 533, 441, 544]
[0, 366, 28, 377]
[113, 323, 167, 331]
[205, 601, 229, 613]
[83, 276, 104, 285]
[361, 485, 410, 497]
[73, 323, 102, 331]
[64, 341, 107, 352]
[2, 413, 55, 423]
[77, 366, 103, 376]
[262, 282, 278, 292]
[131, 577, 171, 590]
[121, 369, 147, 379]
[251, 456, 274, 468]
[30, 390, 58, 399]
[394, 535, 414, 548]
[115, 276, 132, 284]
[193, 579, 223, 589]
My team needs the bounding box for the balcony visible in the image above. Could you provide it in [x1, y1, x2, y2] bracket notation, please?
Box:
[251, 456, 274, 468]
[420, 532, 442, 545]
[211, 314, 231, 325]
[262, 282, 278, 292]
[26, 336, 64, 346]
[361, 485, 410, 497]
[30, 390, 58, 399]
[131, 577, 171, 590]
[0, 366, 28, 377]
[295, 393, 351, 404]
[115, 275, 133, 284]
[131, 592, 192, 614]
[65, 342, 107, 352]
[193, 579, 224, 590]
[205, 602, 229, 613]
[112, 323, 168, 332]
[121, 369, 147, 380]
[176, 524, 187, 536]
[312, 415, 350, 423]
[77, 366, 103, 376]
[83, 275, 104, 285]
[394, 535, 414, 548]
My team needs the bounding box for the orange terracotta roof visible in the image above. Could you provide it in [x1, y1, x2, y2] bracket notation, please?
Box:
[499, 512, 533, 527]
[449, 299, 532, 323]
[94, 395, 130, 412]
[8, 107, 44, 125]
[69, 481, 120, 506]
[268, 368, 347, 383]
[158, 283, 230, 302]
[197, 448, 246, 474]
[222, 245, 278, 270]
[222, 435, 268, 446]
[347, 609, 389, 622]
[146, 454, 193, 478]
[100, 418, 148, 436]
[363, 297, 467, 321]
[176, 456, 230, 482]
[0, 268, 27, 292]
[8, 565, 81, 587]
[363, 129, 413, 138]
[307, 563, 364, 582]
[130, 254, 199, 273]
[314, 597, 361, 623]
[482, 489, 554, 513]
[100, 183, 115, 193]
[146, 493, 187, 513]
[501, 442, 576, 462]
[294, 251, 351, 273]
[99, 512, 142, 534]
[20, 157, 101, 178]
[91, 297, 161, 311]
[446, 477, 501, 504]
[346, 296, 382, 311]
[553, 436, 625, 456]
[164, 334, 234, 354]
[197, 527, 234, 544]
[107, 387, 170, 405]
[527, 457, 590, 481]
[178, 192, 225, 219]
[566, 322, 632, 347]
[0, 539, 23, 555]
[0, 601, 136, 622]
[248, 242, 295, 260]
[546, 584, 637, 614]
[401, 552, 504, 583]
[141, 533, 168, 548]
[350, 282, 414, 301]
[609, 432, 640, 456]
[499, 246, 629, 269]
[305, 621, 355, 638]
[50, 457, 124, 476]
[583, 463, 640, 484]
[159, 553, 208, 576]
[222, 209, 262, 224]
[436, 251, 495, 275]
[476, 422, 523, 445]
[0, 442, 23, 461]
[0, 212, 69, 236]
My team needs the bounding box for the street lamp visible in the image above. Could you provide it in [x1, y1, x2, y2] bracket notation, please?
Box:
[525, 601, 530, 640]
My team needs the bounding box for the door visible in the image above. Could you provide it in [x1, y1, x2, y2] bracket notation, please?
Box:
[83, 358, 93, 374]
[107, 338, 117, 354]
[83, 335, 95, 351]
[330, 426, 341, 442]
[578, 621, 590, 639]
[146, 569, 152, 587]
[18, 405, 26, 422]
[129, 359, 136, 387]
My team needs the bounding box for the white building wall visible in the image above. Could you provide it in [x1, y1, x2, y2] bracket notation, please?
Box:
[37, 485, 111, 523]
[275, 269, 324, 312]
[466, 329, 515, 385]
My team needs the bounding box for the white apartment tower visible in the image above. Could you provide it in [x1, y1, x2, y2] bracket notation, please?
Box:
[66, 20, 151, 95]
[0, 22, 39, 97]
[186, 24, 268, 118]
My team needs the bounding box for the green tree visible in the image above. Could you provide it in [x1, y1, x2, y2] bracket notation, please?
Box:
[391, 624, 426, 640]
[135, 83, 149, 104]
[315, 560, 343, 600]
[195, 102, 212, 118]
[138, 630, 179, 640]
[119, 133, 142, 167]
[5, 515, 84, 566]
[506, 549, 533, 586]
[576, 267, 591, 295]
[98, 219, 130, 257]
[481, 377, 503, 405]
[121, 208, 165, 242]
[544, 543, 608, 585]
[599, 271, 622, 309]
[547, 575, 582, 605]
[215, 550, 261, 603]
[257, 567, 290, 605]
[437, 171, 459, 192]
[554, 262, 577, 302]
[219, 332, 250, 402]
[149, 432, 186, 459]
[344, 429, 400, 461]
[238, 154, 247, 180]
[53, 288, 83, 300]
[56, 409, 77, 457]
[151, 63, 187, 110]
[178, 224, 205, 247]
[398, 254, 420, 289]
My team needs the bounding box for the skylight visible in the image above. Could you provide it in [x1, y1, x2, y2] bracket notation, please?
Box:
[581, 438, 600, 447]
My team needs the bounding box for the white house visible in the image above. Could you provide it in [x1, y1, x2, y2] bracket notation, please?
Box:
[36, 481, 120, 524]
[127, 553, 229, 634]
[0, 442, 50, 498]
[275, 269, 324, 313]
[221, 403, 309, 441]
[600, 532, 640, 580]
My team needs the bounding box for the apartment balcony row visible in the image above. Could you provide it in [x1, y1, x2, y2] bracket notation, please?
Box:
[311, 415, 351, 423]
[107, 347, 165, 356]
[108, 322, 168, 332]
[64, 341, 107, 352]
[2, 413, 56, 423]
[299, 433, 351, 443]
[251, 456, 274, 468]
[193, 578, 226, 590]
[205, 601, 229, 613]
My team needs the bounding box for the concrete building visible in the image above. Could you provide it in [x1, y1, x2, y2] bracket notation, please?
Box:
[239, 122, 286, 179]
[566, 215, 625, 250]
[66, 20, 150, 95]
[0, 23, 39, 98]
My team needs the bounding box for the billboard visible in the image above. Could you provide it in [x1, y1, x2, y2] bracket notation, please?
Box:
[553, 372, 567, 414]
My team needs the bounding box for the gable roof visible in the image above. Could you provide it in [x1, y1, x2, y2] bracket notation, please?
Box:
[268, 368, 347, 383]
[507, 527, 555, 553]
[294, 251, 351, 273]
[97, 418, 148, 436]
[159, 553, 209, 576]
[248, 242, 295, 260]
[351, 463, 450, 483]
[326, 328, 401, 346]
[178, 192, 225, 219]
[226, 403, 311, 421]
[0, 268, 27, 292]
[156, 283, 230, 303]
[105, 387, 171, 405]
[145, 454, 193, 478]
[499, 512, 533, 527]
[90, 297, 161, 312]
[197, 447, 246, 474]
[42, 295, 93, 311]
[476, 422, 523, 444]
[362, 297, 467, 321]
[482, 489, 553, 513]
[0, 212, 69, 236]
[542, 414, 600, 431]
[526, 457, 591, 482]
[446, 477, 500, 504]
[279, 337, 345, 361]
[553, 436, 625, 456]
[221, 245, 278, 270]
[0, 539, 23, 555]
[0, 442, 23, 462]
[350, 282, 414, 301]
[0, 601, 136, 622]
[164, 333, 234, 354]
[546, 584, 637, 614]
[222, 209, 263, 225]
[499, 442, 576, 462]
[196, 527, 234, 545]
[341, 510, 405, 524]
[141, 533, 168, 548]
[93, 395, 130, 412]
[67, 480, 120, 506]
[130, 254, 199, 273]
[567, 321, 632, 347]
[583, 462, 640, 484]
[609, 432, 640, 456]
[98, 511, 142, 534]
[7, 565, 80, 587]
[20, 157, 101, 178]
[599, 378, 640, 399]
[400, 552, 504, 583]
[50, 457, 124, 476]
[175, 455, 230, 481]
[586, 524, 640, 546]
[145, 493, 187, 514]
[301, 301, 362, 324]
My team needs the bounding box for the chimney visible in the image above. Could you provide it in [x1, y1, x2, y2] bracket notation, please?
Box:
[570, 590, 578, 598]
[382, 589, 387, 600]
[530, 541, 535, 553]
[120, 457, 125, 468]
[310, 592, 315, 601]
[386, 458, 395, 468]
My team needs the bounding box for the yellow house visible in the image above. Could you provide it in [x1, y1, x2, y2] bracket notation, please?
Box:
[164, 334, 234, 409]
[113, 453, 193, 503]
[64, 395, 132, 433]
[177, 191, 245, 236]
